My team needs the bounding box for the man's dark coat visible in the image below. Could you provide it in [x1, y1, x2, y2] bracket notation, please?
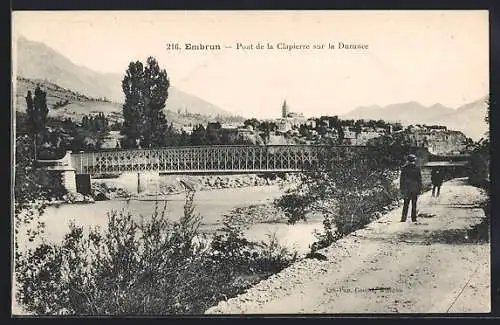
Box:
[400, 162, 423, 197]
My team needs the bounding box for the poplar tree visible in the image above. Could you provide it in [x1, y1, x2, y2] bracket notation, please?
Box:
[122, 57, 170, 148]
[25, 86, 49, 159]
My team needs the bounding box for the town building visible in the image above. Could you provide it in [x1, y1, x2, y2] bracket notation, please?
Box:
[366, 124, 469, 155]
[281, 100, 289, 118]
[341, 126, 387, 145]
[180, 126, 194, 135]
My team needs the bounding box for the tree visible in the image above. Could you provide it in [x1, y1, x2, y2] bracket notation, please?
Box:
[327, 116, 341, 130]
[26, 87, 49, 159]
[315, 119, 328, 136]
[122, 57, 170, 148]
[243, 118, 260, 130]
[14, 135, 67, 282]
[258, 122, 277, 144]
[298, 124, 309, 137]
[354, 119, 363, 136]
[468, 98, 490, 189]
[375, 119, 386, 128]
[393, 123, 403, 132]
[342, 119, 355, 127]
[190, 125, 207, 145]
[206, 122, 222, 144]
[484, 97, 490, 141]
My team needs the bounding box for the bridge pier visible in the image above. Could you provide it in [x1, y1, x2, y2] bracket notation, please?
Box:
[107, 171, 161, 194]
[61, 169, 77, 193]
[76, 174, 92, 195]
[137, 171, 161, 193]
[37, 151, 78, 194]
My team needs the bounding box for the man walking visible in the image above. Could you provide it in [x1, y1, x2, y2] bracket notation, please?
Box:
[431, 167, 444, 197]
[400, 154, 423, 223]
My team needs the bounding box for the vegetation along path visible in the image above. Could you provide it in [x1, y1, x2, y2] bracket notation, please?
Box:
[206, 178, 490, 314]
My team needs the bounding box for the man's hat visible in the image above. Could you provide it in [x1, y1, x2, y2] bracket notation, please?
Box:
[407, 154, 417, 162]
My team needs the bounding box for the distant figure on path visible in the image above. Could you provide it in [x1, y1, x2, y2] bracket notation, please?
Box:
[400, 154, 422, 223]
[431, 167, 444, 197]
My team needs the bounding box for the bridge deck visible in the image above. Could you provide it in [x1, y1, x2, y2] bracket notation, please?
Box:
[35, 145, 469, 176]
[69, 145, 359, 175]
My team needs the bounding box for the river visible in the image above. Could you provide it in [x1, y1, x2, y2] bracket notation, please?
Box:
[34, 185, 324, 255]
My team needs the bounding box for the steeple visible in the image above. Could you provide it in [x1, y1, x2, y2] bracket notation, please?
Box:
[281, 99, 289, 118]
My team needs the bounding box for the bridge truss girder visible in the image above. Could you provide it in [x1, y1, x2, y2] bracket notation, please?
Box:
[70, 145, 365, 176]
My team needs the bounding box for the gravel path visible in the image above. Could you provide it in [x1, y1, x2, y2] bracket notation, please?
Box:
[205, 178, 490, 314]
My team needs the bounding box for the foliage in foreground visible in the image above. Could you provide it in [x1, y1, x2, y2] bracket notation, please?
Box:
[14, 135, 68, 261]
[15, 194, 297, 315]
[468, 98, 490, 190]
[275, 144, 409, 252]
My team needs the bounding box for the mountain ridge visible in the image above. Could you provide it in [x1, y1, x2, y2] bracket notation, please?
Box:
[14, 35, 234, 117]
[343, 98, 488, 140]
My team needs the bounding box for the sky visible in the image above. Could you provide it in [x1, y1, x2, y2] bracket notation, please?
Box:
[12, 10, 489, 119]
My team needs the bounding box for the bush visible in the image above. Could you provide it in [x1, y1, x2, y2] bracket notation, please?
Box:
[211, 222, 296, 278]
[16, 196, 204, 314]
[52, 99, 70, 109]
[468, 139, 489, 190]
[15, 193, 297, 315]
[275, 145, 404, 252]
[14, 135, 68, 267]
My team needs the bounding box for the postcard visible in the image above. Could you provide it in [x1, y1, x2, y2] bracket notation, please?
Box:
[11, 10, 490, 315]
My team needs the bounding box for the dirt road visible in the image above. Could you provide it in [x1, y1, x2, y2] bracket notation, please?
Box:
[205, 178, 490, 314]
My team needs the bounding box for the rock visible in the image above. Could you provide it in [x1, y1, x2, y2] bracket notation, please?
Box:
[305, 252, 328, 261]
[93, 191, 110, 201]
[63, 192, 85, 203]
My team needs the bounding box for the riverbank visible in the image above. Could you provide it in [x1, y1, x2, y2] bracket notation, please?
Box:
[206, 178, 490, 314]
[91, 173, 302, 200]
[12, 184, 299, 315]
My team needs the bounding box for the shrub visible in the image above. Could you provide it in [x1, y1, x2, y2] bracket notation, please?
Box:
[16, 195, 205, 315]
[275, 145, 404, 252]
[15, 193, 297, 315]
[14, 135, 68, 269]
[468, 139, 489, 190]
[52, 99, 70, 110]
[211, 223, 296, 278]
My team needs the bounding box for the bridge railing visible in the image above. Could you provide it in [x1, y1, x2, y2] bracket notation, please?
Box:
[70, 145, 369, 175]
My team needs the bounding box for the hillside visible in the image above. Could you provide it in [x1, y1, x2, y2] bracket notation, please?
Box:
[14, 35, 235, 117]
[343, 98, 488, 141]
[14, 77, 245, 128]
[14, 77, 123, 123]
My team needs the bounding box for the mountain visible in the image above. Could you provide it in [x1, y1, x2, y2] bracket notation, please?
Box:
[166, 87, 233, 117]
[14, 76, 123, 122]
[14, 35, 234, 117]
[434, 97, 489, 141]
[343, 98, 488, 141]
[343, 101, 455, 125]
[15, 76, 245, 130]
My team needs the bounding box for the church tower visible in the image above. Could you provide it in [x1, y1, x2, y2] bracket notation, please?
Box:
[281, 100, 289, 118]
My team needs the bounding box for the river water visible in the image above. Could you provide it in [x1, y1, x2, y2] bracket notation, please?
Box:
[36, 185, 323, 255]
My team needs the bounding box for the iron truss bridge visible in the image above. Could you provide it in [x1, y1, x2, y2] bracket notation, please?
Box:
[70, 145, 370, 175]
